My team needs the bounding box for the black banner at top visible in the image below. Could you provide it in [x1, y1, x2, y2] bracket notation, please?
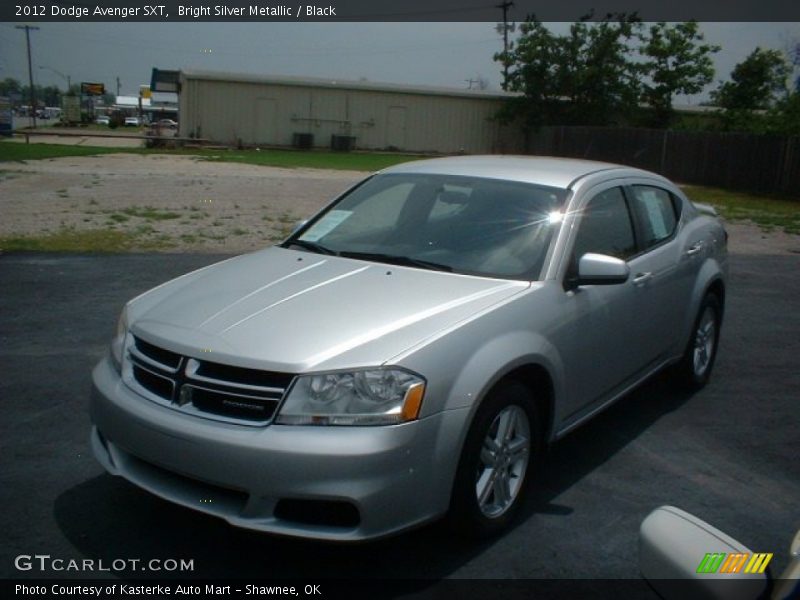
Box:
[3, 0, 800, 22]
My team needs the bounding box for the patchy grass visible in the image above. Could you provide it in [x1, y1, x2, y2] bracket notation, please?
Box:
[195, 148, 424, 171]
[682, 186, 800, 235]
[1, 140, 425, 171]
[0, 141, 123, 162]
[121, 206, 181, 221]
[0, 228, 172, 252]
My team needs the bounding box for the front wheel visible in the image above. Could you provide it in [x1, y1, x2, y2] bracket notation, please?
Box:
[448, 381, 541, 538]
[674, 293, 722, 390]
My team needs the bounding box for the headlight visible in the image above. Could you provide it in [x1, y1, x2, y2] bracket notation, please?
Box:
[110, 305, 129, 374]
[276, 368, 426, 426]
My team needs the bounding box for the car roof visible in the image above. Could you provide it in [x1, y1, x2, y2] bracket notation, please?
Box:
[379, 155, 650, 189]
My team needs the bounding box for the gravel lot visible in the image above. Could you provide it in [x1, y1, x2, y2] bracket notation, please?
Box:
[0, 154, 364, 252]
[1, 153, 799, 255]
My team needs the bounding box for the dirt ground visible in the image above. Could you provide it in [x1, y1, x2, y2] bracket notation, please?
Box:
[0, 152, 798, 255]
[0, 153, 364, 252]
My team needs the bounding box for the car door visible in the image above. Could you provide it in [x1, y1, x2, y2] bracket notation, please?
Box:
[555, 183, 644, 423]
[624, 183, 691, 366]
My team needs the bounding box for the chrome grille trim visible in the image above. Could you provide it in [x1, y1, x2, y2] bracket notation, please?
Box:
[128, 335, 293, 426]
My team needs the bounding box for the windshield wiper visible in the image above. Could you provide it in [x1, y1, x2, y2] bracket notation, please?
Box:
[283, 239, 338, 255]
[339, 251, 453, 272]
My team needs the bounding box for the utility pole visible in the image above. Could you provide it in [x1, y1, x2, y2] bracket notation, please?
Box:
[16, 24, 40, 128]
[496, 1, 514, 90]
[116, 77, 121, 96]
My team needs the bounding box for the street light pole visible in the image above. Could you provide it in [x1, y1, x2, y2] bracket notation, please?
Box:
[16, 24, 40, 128]
[39, 65, 71, 91]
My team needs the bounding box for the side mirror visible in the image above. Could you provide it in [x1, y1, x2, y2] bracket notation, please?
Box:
[639, 506, 768, 600]
[574, 253, 630, 286]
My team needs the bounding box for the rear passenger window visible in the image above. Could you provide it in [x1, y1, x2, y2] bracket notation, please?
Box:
[629, 186, 679, 250]
[572, 187, 637, 261]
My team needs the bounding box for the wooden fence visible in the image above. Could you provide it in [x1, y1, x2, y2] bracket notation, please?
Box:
[527, 126, 800, 195]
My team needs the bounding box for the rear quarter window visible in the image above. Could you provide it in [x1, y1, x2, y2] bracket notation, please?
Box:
[629, 185, 680, 250]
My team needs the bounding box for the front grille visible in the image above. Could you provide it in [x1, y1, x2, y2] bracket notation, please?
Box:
[128, 336, 293, 425]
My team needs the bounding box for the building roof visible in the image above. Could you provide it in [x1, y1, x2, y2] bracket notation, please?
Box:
[180, 69, 519, 100]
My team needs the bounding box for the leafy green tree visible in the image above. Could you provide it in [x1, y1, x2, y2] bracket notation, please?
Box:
[495, 18, 562, 131]
[496, 13, 642, 131]
[764, 92, 800, 135]
[0, 77, 22, 97]
[638, 21, 720, 128]
[562, 14, 642, 125]
[711, 47, 790, 111]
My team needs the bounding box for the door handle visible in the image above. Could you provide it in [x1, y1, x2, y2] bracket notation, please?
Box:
[685, 241, 704, 256]
[633, 272, 653, 286]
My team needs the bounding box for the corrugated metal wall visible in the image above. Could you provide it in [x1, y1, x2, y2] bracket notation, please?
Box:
[179, 76, 523, 154]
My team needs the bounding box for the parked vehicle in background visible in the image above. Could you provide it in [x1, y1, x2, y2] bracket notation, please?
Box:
[95, 116, 110, 126]
[90, 156, 729, 541]
[124, 116, 140, 127]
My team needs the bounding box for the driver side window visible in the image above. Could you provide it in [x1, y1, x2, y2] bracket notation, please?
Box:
[572, 187, 637, 262]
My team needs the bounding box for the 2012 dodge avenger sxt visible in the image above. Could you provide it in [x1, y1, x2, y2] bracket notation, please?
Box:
[90, 156, 728, 540]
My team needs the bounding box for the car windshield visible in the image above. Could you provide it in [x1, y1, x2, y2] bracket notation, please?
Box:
[284, 173, 568, 280]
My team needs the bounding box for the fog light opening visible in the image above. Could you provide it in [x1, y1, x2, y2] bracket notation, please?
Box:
[274, 498, 360, 528]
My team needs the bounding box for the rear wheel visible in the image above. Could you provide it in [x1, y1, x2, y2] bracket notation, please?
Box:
[449, 381, 541, 538]
[674, 293, 721, 390]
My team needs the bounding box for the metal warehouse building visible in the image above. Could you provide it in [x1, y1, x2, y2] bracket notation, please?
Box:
[178, 70, 523, 153]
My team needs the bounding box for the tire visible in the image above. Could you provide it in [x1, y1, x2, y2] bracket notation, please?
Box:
[674, 293, 722, 390]
[448, 380, 541, 538]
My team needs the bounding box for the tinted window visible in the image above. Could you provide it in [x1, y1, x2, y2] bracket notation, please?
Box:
[629, 186, 679, 249]
[572, 187, 636, 261]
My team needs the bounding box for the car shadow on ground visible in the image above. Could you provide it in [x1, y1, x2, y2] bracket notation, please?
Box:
[53, 371, 693, 583]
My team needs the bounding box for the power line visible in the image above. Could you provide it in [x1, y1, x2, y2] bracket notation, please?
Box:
[15, 24, 39, 128]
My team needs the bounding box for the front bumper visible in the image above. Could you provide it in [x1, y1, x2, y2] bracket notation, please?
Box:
[90, 356, 468, 541]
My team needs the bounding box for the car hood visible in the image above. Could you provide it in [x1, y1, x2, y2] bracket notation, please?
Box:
[128, 247, 528, 372]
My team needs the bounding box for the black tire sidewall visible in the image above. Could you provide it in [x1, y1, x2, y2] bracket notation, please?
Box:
[678, 293, 722, 389]
[449, 380, 541, 538]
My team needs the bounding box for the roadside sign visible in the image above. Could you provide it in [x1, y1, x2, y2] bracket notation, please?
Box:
[81, 82, 105, 96]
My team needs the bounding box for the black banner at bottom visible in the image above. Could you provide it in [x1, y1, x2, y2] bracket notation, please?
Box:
[6, 578, 797, 600]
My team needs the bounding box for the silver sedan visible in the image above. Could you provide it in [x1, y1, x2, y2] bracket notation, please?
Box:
[90, 156, 728, 540]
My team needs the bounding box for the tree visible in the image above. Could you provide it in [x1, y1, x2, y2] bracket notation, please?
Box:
[567, 14, 642, 125]
[639, 21, 720, 128]
[496, 13, 642, 132]
[0, 77, 22, 98]
[495, 18, 562, 131]
[711, 47, 790, 111]
[764, 92, 800, 135]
